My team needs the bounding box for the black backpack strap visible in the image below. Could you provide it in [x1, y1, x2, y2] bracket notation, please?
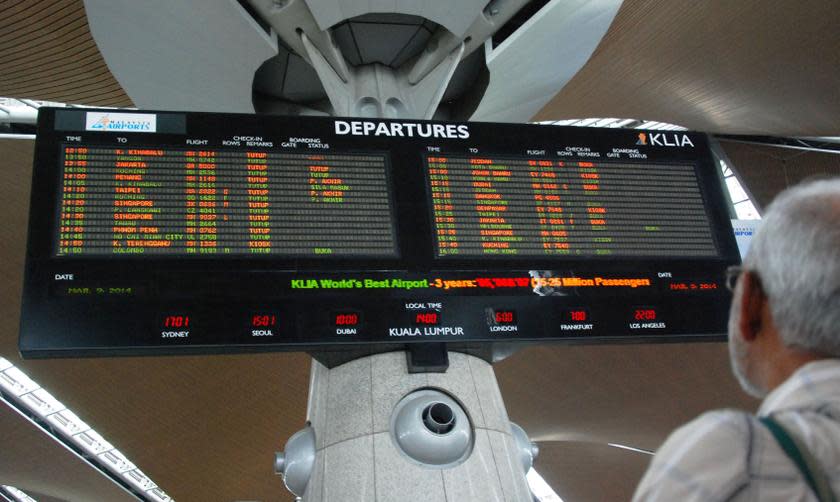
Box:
[760, 416, 837, 502]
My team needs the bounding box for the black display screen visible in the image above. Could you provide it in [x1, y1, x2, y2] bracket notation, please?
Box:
[58, 147, 395, 257]
[20, 108, 740, 361]
[427, 155, 716, 257]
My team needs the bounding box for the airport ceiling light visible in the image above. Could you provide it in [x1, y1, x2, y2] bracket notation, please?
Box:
[803, 136, 840, 144]
[536, 118, 687, 131]
[0, 357, 173, 502]
[608, 443, 654, 455]
[719, 159, 760, 220]
[527, 468, 565, 502]
[0, 485, 38, 502]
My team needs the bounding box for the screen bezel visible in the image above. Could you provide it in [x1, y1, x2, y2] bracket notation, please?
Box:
[27, 108, 740, 275]
[21, 108, 742, 359]
[51, 144, 402, 259]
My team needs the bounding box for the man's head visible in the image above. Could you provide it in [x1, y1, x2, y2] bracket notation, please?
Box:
[728, 177, 840, 397]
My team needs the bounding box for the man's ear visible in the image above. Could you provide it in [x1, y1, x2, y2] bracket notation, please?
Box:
[738, 271, 765, 342]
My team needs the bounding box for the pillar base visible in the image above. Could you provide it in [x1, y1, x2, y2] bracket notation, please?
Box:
[301, 350, 532, 501]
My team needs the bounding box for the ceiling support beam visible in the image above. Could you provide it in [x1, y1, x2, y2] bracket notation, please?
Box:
[715, 135, 840, 156]
[300, 33, 464, 119]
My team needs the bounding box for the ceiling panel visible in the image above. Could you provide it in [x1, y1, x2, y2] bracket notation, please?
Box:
[1, 0, 837, 137]
[0, 402, 136, 502]
[0, 0, 133, 107]
[720, 140, 840, 211]
[535, 0, 840, 136]
[532, 441, 650, 501]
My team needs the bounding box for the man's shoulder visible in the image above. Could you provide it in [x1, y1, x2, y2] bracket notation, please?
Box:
[633, 409, 756, 501]
[659, 409, 755, 460]
[672, 409, 754, 440]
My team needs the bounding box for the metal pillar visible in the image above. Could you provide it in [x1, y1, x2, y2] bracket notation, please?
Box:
[257, 4, 539, 498]
[281, 351, 534, 501]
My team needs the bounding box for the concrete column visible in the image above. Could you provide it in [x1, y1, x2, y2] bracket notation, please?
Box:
[302, 351, 532, 501]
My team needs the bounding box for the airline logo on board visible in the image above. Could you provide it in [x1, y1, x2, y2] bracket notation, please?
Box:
[85, 112, 157, 133]
[637, 131, 695, 148]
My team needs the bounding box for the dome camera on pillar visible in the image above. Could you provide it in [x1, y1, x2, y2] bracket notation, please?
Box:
[510, 421, 539, 473]
[390, 388, 473, 468]
[275, 425, 316, 497]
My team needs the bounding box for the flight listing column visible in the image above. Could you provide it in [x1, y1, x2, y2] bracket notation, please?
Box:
[246, 151, 271, 254]
[196, 150, 218, 253]
[184, 150, 198, 253]
[90, 147, 169, 254]
[184, 150, 222, 254]
[57, 146, 89, 255]
[185, 150, 397, 256]
[109, 148, 180, 254]
[272, 152, 394, 256]
[562, 160, 717, 256]
[428, 156, 459, 256]
[529, 159, 569, 254]
[428, 155, 535, 257]
[469, 158, 520, 255]
[559, 161, 612, 255]
[307, 156, 347, 255]
[181, 150, 270, 255]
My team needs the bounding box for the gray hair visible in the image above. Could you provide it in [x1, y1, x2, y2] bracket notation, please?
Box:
[744, 177, 840, 356]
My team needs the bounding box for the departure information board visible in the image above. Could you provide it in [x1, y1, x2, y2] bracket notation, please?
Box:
[427, 155, 715, 257]
[58, 147, 395, 256]
[20, 108, 740, 362]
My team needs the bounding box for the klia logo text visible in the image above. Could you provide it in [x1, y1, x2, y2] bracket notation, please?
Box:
[636, 131, 694, 148]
